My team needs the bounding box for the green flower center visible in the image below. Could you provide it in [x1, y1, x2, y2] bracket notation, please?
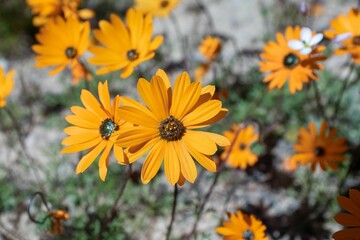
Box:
[315, 146, 325, 157]
[283, 53, 299, 68]
[160, 0, 169, 8]
[239, 143, 247, 150]
[99, 118, 118, 139]
[127, 49, 139, 61]
[352, 35, 360, 45]
[242, 230, 254, 240]
[65, 47, 77, 59]
[159, 116, 186, 141]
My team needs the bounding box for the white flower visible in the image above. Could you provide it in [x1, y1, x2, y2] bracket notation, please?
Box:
[288, 27, 323, 55]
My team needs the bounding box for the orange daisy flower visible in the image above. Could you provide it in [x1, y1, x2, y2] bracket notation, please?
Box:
[134, 0, 180, 17]
[116, 69, 229, 185]
[324, 8, 360, 63]
[221, 125, 259, 169]
[88, 9, 163, 79]
[0, 67, 15, 108]
[289, 121, 348, 172]
[27, 0, 94, 26]
[49, 210, 69, 234]
[32, 17, 90, 77]
[216, 210, 269, 240]
[61, 81, 129, 181]
[199, 35, 222, 61]
[70, 61, 92, 85]
[259, 26, 325, 94]
[333, 189, 360, 240]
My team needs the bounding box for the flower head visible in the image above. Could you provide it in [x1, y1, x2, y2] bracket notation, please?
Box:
[27, 0, 94, 26]
[199, 36, 222, 61]
[0, 67, 15, 108]
[333, 189, 360, 240]
[324, 8, 360, 63]
[89, 9, 163, 79]
[259, 26, 325, 94]
[216, 210, 269, 240]
[221, 125, 259, 169]
[61, 81, 129, 181]
[134, 0, 180, 17]
[32, 17, 90, 77]
[49, 210, 69, 234]
[70, 61, 92, 85]
[116, 69, 230, 185]
[289, 121, 348, 172]
[288, 27, 323, 55]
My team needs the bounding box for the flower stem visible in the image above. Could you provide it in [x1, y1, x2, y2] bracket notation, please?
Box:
[312, 81, 327, 121]
[166, 184, 178, 240]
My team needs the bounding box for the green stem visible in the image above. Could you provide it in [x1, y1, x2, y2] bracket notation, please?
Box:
[166, 185, 178, 240]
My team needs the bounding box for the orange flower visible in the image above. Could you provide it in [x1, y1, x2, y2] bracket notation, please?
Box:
[324, 8, 360, 63]
[70, 61, 92, 85]
[0, 67, 15, 108]
[216, 211, 268, 240]
[259, 26, 325, 94]
[49, 210, 69, 234]
[199, 36, 222, 61]
[89, 9, 163, 79]
[289, 121, 348, 172]
[194, 63, 210, 83]
[134, 0, 180, 17]
[333, 189, 360, 240]
[221, 125, 259, 169]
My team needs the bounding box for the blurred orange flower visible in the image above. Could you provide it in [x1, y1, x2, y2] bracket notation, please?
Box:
[199, 36, 222, 61]
[27, 0, 94, 26]
[70, 61, 91, 85]
[89, 9, 163, 79]
[324, 8, 360, 63]
[333, 189, 360, 240]
[134, 0, 180, 17]
[259, 26, 325, 94]
[49, 210, 69, 234]
[32, 17, 90, 77]
[216, 210, 268, 240]
[0, 67, 15, 108]
[221, 125, 259, 169]
[289, 121, 348, 172]
[61, 81, 130, 181]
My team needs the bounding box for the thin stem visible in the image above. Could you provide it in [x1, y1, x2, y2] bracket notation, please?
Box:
[27, 191, 51, 224]
[313, 81, 327, 121]
[169, 14, 189, 71]
[166, 185, 178, 240]
[195, 0, 215, 32]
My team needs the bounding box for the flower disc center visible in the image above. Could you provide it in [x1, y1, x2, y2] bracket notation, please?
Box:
[242, 230, 254, 240]
[283, 53, 299, 68]
[352, 35, 360, 45]
[159, 116, 186, 141]
[239, 143, 247, 150]
[160, 0, 169, 8]
[315, 146, 325, 157]
[127, 49, 139, 61]
[99, 118, 118, 139]
[65, 47, 77, 59]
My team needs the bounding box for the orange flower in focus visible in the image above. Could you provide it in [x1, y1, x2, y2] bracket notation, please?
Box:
[289, 121, 348, 172]
[49, 210, 69, 234]
[0, 67, 15, 108]
[324, 8, 360, 63]
[216, 211, 268, 240]
[333, 189, 360, 240]
[259, 26, 325, 94]
[221, 125, 259, 169]
[134, 0, 180, 17]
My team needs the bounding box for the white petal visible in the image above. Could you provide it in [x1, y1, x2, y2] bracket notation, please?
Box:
[301, 27, 312, 42]
[300, 47, 312, 55]
[333, 32, 353, 43]
[288, 40, 305, 50]
[309, 33, 323, 46]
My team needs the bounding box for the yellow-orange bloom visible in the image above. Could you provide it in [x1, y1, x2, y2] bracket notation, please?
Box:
[324, 8, 360, 63]
[32, 17, 90, 76]
[70, 61, 92, 85]
[49, 210, 69, 234]
[289, 121, 348, 172]
[89, 9, 163, 79]
[0, 67, 15, 108]
[61, 81, 129, 181]
[221, 125, 259, 169]
[333, 189, 360, 240]
[27, 0, 94, 26]
[199, 36, 222, 61]
[216, 211, 269, 240]
[116, 69, 230, 185]
[259, 26, 325, 94]
[134, 0, 180, 17]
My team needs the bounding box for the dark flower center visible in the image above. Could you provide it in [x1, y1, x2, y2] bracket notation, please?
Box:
[352, 35, 360, 45]
[160, 0, 169, 8]
[159, 116, 186, 141]
[242, 230, 254, 240]
[283, 53, 299, 68]
[127, 49, 139, 61]
[65, 47, 77, 59]
[99, 118, 118, 139]
[239, 143, 247, 150]
[315, 146, 325, 157]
